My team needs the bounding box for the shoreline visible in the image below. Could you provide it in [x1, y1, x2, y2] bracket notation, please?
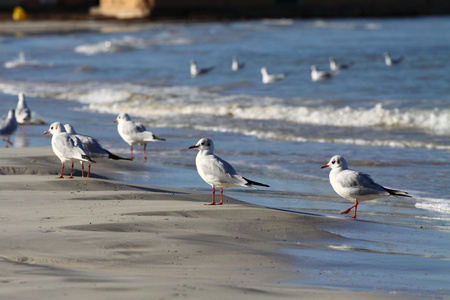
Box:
[0, 146, 414, 299]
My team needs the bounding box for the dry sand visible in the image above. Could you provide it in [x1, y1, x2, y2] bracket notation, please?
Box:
[0, 146, 412, 300]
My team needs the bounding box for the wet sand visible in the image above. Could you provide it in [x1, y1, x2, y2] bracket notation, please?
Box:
[0, 146, 413, 299]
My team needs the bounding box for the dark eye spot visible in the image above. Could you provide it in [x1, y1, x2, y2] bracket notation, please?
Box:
[337, 159, 340, 164]
[331, 160, 335, 164]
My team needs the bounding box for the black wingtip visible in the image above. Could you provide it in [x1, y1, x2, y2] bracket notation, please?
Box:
[243, 177, 270, 188]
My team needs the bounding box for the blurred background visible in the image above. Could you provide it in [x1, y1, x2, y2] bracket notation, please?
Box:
[0, 0, 450, 21]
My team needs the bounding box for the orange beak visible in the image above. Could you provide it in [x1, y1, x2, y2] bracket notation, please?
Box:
[188, 145, 198, 149]
[321, 164, 329, 169]
[44, 130, 50, 135]
[113, 119, 118, 123]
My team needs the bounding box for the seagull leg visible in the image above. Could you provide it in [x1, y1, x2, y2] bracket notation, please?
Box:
[341, 200, 358, 218]
[81, 163, 85, 178]
[206, 187, 216, 205]
[88, 164, 91, 178]
[58, 163, 65, 178]
[68, 162, 74, 179]
[3, 137, 13, 148]
[218, 188, 224, 205]
[142, 144, 147, 161]
[130, 145, 134, 160]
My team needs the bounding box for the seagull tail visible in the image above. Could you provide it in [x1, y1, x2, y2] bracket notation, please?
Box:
[243, 177, 270, 188]
[384, 187, 411, 198]
[105, 149, 132, 161]
[82, 155, 96, 163]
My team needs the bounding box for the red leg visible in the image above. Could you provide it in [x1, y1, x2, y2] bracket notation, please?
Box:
[340, 200, 358, 219]
[58, 163, 65, 178]
[142, 143, 147, 161]
[218, 188, 224, 205]
[81, 163, 85, 178]
[130, 145, 134, 160]
[68, 162, 74, 179]
[87, 164, 91, 178]
[3, 137, 13, 148]
[206, 187, 216, 205]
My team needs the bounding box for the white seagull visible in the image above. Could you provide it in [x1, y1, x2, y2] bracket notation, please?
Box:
[231, 56, 245, 71]
[190, 60, 214, 77]
[15, 92, 32, 132]
[0, 109, 18, 148]
[64, 124, 131, 177]
[189, 138, 269, 205]
[321, 155, 411, 218]
[260, 67, 286, 84]
[114, 112, 165, 161]
[329, 57, 353, 71]
[311, 65, 334, 82]
[384, 52, 403, 66]
[44, 122, 95, 178]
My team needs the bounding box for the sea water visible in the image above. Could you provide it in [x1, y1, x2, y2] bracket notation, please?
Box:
[0, 17, 449, 297]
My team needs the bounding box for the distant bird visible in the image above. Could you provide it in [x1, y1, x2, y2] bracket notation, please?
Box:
[329, 57, 353, 71]
[114, 112, 165, 161]
[189, 138, 269, 205]
[384, 52, 403, 66]
[64, 124, 131, 177]
[0, 109, 18, 148]
[231, 56, 245, 71]
[15, 92, 32, 132]
[311, 65, 334, 82]
[321, 155, 411, 218]
[190, 60, 214, 77]
[260, 66, 286, 84]
[44, 122, 95, 178]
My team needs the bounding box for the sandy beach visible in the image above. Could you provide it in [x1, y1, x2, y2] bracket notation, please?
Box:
[0, 146, 416, 300]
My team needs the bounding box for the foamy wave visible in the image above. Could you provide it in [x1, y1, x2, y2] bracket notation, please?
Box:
[416, 198, 450, 214]
[4, 52, 53, 69]
[0, 80, 448, 147]
[74, 34, 193, 55]
[74, 37, 145, 55]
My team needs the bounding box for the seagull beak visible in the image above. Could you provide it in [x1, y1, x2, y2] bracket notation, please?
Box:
[113, 119, 118, 123]
[188, 145, 198, 149]
[43, 130, 50, 135]
[321, 164, 329, 169]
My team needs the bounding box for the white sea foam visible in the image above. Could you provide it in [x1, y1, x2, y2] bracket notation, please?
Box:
[4, 52, 53, 69]
[416, 198, 450, 214]
[0, 80, 448, 149]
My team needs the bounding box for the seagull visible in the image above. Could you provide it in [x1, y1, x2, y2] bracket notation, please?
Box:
[384, 52, 403, 66]
[0, 109, 18, 148]
[189, 138, 269, 205]
[114, 112, 165, 161]
[231, 56, 245, 71]
[311, 65, 335, 82]
[260, 67, 286, 84]
[64, 124, 131, 177]
[321, 155, 411, 218]
[190, 60, 214, 77]
[15, 92, 32, 132]
[44, 122, 95, 178]
[329, 57, 353, 71]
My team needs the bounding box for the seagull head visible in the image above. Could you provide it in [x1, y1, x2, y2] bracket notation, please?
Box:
[44, 121, 65, 135]
[114, 112, 131, 123]
[321, 155, 348, 170]
[189, 137, 214, 152]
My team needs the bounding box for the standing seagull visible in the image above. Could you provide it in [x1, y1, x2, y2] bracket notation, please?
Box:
[311, 65, 334, 82]
[44, 122, 95, 178]
[15, 92, 32, 132]
[384, 52, 403, 66]
[64, 124, 131, 177]
[190, 60, 214, 77]
[0, 109, 18, 148]
[189, 138, 269, 205]
[321, 155, 411, 218]
[260, 67, 286, 84]
[114, 112, 165, 161]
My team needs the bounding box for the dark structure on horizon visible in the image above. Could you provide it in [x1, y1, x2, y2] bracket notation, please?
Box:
[1, 0, 449, 20]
